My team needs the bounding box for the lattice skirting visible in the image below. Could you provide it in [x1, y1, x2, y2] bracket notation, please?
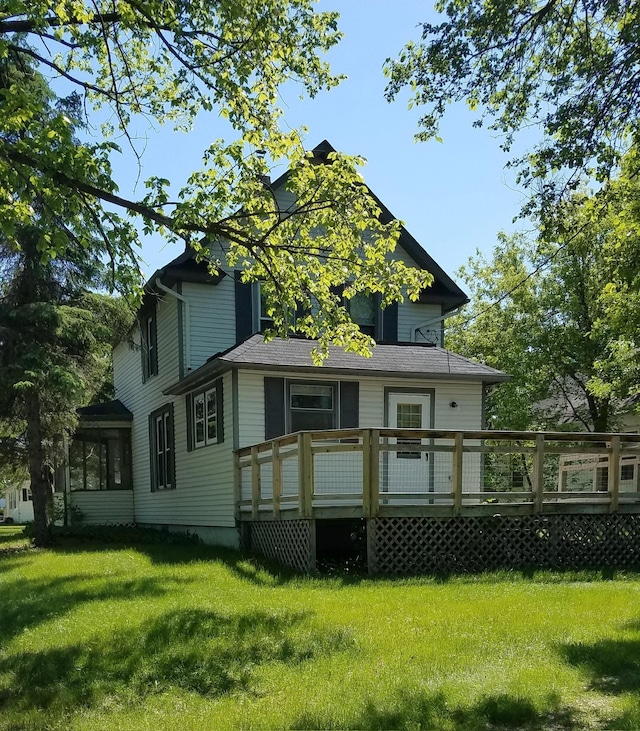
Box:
[368, 515, 640, 575]
[248, 520, 314, 573]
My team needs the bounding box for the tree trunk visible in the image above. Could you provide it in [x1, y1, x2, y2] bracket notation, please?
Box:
[24, 390, 53, 547]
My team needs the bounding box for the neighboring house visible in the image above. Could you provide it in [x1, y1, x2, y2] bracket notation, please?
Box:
[5, 484, 33, 524]
[56, 141, 508, 548]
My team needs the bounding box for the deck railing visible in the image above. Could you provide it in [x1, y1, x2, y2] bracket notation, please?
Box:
[234, 429, 640, 520]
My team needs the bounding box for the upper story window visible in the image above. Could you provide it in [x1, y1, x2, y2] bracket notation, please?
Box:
[347, 293, 378, 337]
[259, 286, 274, 331]
[141, 304, 158, 381]
[188, 380, 224, 449]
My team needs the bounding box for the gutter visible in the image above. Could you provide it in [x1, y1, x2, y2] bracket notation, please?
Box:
[155, 278, 192, 371]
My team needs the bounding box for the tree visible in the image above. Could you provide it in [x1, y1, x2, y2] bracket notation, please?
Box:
[0, 57, 137, 546]
[384, 0, 640, 221]
[1, 1, 431, 359]
[448, 180, 640, 432]
[0, 227, 135, 546]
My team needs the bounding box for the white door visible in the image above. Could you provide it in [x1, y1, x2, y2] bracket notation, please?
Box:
[386, 393, 432, 496]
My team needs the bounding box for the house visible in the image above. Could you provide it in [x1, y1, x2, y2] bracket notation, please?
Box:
[56, 141, 512, 565]
[5, 483, 33, 524]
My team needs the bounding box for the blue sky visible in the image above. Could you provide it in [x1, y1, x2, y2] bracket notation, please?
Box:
[110, 1, 534, 285]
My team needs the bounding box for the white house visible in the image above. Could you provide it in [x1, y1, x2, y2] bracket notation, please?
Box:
[5, 484, 33, 524]
[58, 142, 508, 553]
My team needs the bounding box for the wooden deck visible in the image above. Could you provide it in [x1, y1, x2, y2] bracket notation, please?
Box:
[235, 429, 640, 521]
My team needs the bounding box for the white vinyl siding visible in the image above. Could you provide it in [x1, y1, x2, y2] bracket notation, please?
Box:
[398, 302, 443, 344]
[184, 278, 237, 370]
[69, 491, 134, 524]
[237, 370, 485, 498]
[237, 370, 484, 443]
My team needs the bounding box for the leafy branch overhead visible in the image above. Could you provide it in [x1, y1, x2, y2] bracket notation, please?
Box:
[385, 0, 640, 218]
[1, 1, 431, 357]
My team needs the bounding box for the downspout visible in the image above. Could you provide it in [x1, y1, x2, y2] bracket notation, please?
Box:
[155, 278, 192, 371]
[410, 305, 464, 343]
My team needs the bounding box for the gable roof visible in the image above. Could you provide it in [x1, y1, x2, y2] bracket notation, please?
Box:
[148, 141, 468, 311]
[165, 334, 509, 395]
[271, 140, 468, 312]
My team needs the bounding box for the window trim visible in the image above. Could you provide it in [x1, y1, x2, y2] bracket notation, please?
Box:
[187, 380, 224, 450]
[149, 403, 175, 491]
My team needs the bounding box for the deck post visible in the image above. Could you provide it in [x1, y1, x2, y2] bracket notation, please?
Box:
[362, 429, 372, 518]
[609, 435, 621, 513]
[452, 432, 464, 516]
[533, 434, 545, 514]
[370, 429, 380, 517]
[272, 440, 282, 519]
[298, 432, 314, 518]
[302, 432, 314, 518]
[251, 445, 260, 520]
[297, 433, 306, 518]
[233, 451, 241, 520]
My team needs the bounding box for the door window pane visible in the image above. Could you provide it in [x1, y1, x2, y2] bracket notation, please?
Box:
[396, 403, 422, 459]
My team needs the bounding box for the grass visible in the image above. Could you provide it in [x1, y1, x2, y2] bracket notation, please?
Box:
[1, 526, 640, 730]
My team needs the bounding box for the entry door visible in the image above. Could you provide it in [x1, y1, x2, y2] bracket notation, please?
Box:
[387, 392, 432, 495]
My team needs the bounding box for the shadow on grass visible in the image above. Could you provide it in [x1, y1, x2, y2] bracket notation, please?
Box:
[561, 636, 640, 694]
[0, 527, 27, 545]
[0, 607, 354, 716]
[558, 626, 640, 729]
[0, 571, 186, 648]
[292, 689, 574, 730]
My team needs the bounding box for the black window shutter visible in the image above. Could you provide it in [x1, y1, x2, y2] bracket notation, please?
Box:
[185, 394, 193, 452]
[339, 381, 359, 428]
[382, 302, 398, 342]
[216, 379, 224, 444]
[264, 377, 285, 439]
[235, 272, 254, 342]
[148, 413, 155, 490]
[150, 309, 158, 375]
[167, 403, 175, 489]
[140, 317, 148, 383]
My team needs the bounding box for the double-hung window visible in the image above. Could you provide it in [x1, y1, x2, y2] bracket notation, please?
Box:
[348, 293, 378, 337]
[141, 303, 158, 381]
[288, 382, 337, 432]
[189, 380, 223, 449]
[149, 404, 174, 490]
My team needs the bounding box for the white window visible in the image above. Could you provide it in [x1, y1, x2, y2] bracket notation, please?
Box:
[150, 405, 174, 490]
[193, 387, 218, 447]
[289, 382, 337, 432]
[190, 382, 222, 449]
[141, 308, 158, 380]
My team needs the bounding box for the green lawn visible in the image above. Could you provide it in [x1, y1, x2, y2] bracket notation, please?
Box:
[1, 526, 640, 730]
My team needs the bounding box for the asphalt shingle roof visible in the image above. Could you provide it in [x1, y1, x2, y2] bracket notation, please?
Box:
[166, 335, 509, 395]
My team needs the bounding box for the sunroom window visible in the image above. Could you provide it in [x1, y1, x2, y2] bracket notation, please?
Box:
[69, 428, 132, 491]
